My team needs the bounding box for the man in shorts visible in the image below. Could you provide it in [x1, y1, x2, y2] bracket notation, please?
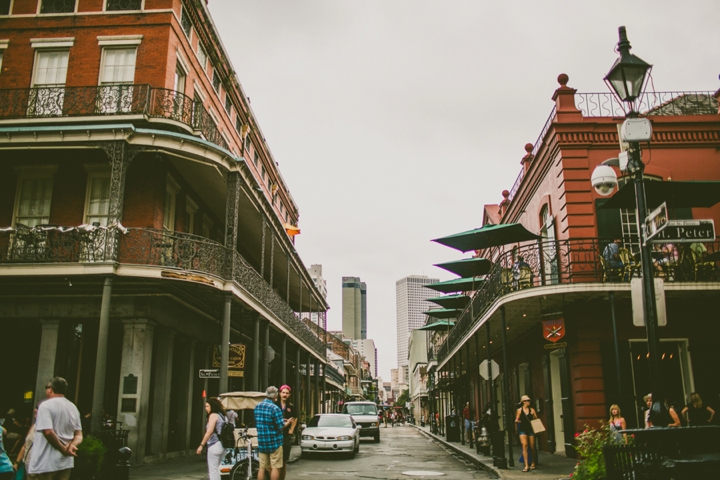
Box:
[254, 386, 284, 480]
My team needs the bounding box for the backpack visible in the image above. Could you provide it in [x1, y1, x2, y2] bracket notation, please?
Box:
[218, 414, 235, 448]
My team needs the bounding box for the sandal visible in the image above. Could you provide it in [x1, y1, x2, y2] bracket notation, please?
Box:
[530, 465, 536, 470]
[523, 467, 529, 472]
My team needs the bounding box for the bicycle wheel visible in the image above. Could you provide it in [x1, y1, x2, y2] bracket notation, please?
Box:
[229, 458, 260, 480]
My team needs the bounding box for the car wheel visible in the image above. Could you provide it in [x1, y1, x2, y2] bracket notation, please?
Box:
[373, 432, 380, 443]
[349, 448, 356, 459]
[301, 450, 310, 459]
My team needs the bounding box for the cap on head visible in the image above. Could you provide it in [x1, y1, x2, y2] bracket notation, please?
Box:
[521, 395, 531, 402]
[644, 393, 652, 402]
[280, 385, 291, 393]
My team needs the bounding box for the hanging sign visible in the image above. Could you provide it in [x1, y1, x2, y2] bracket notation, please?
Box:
[542, 318, 565, 343]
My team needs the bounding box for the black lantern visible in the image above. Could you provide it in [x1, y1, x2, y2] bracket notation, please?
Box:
[604, 26, 652, 108]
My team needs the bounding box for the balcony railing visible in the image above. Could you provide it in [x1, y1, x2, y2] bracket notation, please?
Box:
[0, 225, 325, 356]
[0, 85, 229, 151]
[575, 91, 718, 118]
[435, 238, 720, 364]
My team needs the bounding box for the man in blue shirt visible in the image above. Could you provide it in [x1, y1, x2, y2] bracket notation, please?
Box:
[254, 386, 284, 480]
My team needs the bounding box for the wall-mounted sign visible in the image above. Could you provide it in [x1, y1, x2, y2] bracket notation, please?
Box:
[542, 318, 565, 343]
[199, 369, 220, 379]
[645, 202, 668, 242]
[212, 344, 246, 377]
[544, 342, 568, 350]
[648, 219, 715, 243]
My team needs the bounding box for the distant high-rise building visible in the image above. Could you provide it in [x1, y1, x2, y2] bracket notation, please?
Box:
[395, 275, 438, 367]
[351, 339, 377, 378]
[308, 264, 328, 329]
[342, 276, 367, 339]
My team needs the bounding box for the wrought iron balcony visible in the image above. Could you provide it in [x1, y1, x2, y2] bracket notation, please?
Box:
[0, 84, 229, 151]
[435, 238, 720, 364]
[0, 225, 325, 356]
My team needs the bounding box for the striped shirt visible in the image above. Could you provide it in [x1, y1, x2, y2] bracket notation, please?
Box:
[254, 399, 284, 453]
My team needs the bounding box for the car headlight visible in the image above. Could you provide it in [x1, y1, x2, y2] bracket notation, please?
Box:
[302, 435, 314, 440]
[337, 436, 352, 441]
[370, 423, 378, 427]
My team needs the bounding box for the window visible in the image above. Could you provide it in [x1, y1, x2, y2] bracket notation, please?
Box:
[180, 6, 192, 38]
[163, 177, 179, 231]
[197, 43, 207, 72]
[30, 50, 69, 116]
[212, 69, 221, 92]
[84, 173, 111, 226]
[202, 215, 212, 239]
[98, 47, 136, 113]
[0, 0, 10, 15]
[185, 197, 198, 234]
[14, 175, 54, 228]
[225, 95, 232, 115]
[40, 0, 75, 14]
[253, 151, 259, 167]
[106, 0, 142, 11]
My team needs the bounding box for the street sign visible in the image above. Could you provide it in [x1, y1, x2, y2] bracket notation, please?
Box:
[631, 278, 667, 327]
[645, 202, 668, 243]
[199, 369, 220, 378]
[478, 359, 500, 380]
[648, 219, 715, 243]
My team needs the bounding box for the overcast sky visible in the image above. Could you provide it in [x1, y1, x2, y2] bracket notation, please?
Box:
[208, 0, 720, 381]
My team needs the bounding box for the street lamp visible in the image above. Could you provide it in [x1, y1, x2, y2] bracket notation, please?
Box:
[593, 26, 666, 422]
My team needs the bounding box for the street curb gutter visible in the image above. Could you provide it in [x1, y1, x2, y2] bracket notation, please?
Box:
[411, 424, 501, 479]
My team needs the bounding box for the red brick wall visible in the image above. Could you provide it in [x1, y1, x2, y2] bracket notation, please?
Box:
[123, 156, 166, 229]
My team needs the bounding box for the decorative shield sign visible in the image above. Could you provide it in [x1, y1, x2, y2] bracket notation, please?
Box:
[542, 318, 565, 343]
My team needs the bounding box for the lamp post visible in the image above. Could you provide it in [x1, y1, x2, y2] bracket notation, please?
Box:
[597, 26, 664, 419]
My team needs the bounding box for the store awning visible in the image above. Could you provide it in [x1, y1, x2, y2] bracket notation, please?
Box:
[426, 294, 470, 310]
[422, 308, 460, 319]
[602, 181, 720, 209]
[434, 257, 492, 277]
[416, 319, 456, 331]
[425, 277, 483, 293]
[432, 223, 541, 253]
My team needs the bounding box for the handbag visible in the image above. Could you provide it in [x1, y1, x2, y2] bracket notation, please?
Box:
[531, 418, 545, 434]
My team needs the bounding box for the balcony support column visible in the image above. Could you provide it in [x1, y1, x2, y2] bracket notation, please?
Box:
[287, 259, 291, 304]
[305, 352, 312, 417]
[295, 347, 301, 409]
[281, 335, 287, 386]
[224, 172, 241, 275]
[263, 321, 270, 388]
[220, 294, 231, 394]
[500, 306, 514, 467]
[321, 364, 326, 413]
[34, 320, 61, 405]
[252, 315, 260, 391]
[269, 232, 275, 288]
[91, 277, 113, 433]
[314, 359, 320, 416]
[260, 219, 267, 279]
[150, 328, 176, 456]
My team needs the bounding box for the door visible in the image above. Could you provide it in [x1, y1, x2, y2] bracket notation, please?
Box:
[540, 206, 559, 285]
[549, 351, 565, 454]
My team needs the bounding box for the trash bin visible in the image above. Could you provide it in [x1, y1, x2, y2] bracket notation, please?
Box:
[446, 415, 460, 442]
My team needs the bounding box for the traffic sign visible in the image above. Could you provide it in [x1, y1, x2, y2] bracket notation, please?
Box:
[645, 202, 668, 243]
[199, 369, 219, 379]
[648, 219, 715, 243]
[478, 359, 500, 380]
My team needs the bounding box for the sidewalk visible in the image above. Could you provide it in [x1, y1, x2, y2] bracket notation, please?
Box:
[130, 447, 302, 480]
[410, 424, 576, 480]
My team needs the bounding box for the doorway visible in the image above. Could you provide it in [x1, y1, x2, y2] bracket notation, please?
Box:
[549, 350, 565, 454]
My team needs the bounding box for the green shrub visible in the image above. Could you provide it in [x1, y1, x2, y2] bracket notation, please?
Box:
[571, 423, 615, 480]
[74, 435, 107, 479]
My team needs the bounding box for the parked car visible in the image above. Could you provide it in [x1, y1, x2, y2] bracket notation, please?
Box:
[300, 414, 360, 458]
[342, 401, 380, 442]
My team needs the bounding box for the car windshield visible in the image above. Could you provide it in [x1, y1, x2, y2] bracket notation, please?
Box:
[308, 415, 353, 428]
[344, 404, 377, 415]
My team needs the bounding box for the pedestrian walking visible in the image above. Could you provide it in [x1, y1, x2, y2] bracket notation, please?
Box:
[0, 425, 14, 480]
[196, 397, 227, 480]
[274, 386, 297, 480]
[463, 402, 472, 443]
[254, 387, 284, 480]
[515, 395, 537, 472]
[27, 377, 83, 480]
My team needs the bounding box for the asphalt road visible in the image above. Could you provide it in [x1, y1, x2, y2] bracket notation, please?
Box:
[292, 424, 493, 479]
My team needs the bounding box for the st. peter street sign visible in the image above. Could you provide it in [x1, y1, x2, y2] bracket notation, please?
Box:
[648, 219, 715, 243]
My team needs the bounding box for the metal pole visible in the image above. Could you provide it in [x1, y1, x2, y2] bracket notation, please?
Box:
[322, 364, 326, 413]
[500, 306, 514, 467]
[220, 294, 231, 393]
[487, 320, 506, 468]
[263, 322, 270, 387]
[91, 276, 113, 433]
[609, 292, 623, 406]
[252, 316, 260, 391]
[305, 352, 311, 418]
[281, 336, 287, 386]
[314, 360, 320, 415]
[295, 347, 301, 398]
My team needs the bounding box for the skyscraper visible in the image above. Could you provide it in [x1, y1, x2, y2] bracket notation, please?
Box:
[396, 275, 438, 367]
[342, 276, 367, 339]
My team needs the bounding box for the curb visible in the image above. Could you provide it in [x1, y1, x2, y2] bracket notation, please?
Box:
[411, 424, 501, 479]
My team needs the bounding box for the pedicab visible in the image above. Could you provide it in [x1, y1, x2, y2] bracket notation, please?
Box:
[218, 391, 266, 479]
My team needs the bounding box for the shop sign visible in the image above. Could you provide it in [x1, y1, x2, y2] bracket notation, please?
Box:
[212, 343, 246, 377]
[542, 318, 565, 343]
[544, 342, 567, 350]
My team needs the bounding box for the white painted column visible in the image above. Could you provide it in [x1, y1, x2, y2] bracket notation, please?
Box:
[117, 319, 156, 465]
[34, 319, 61, 404]
[150, 328, 176, 456]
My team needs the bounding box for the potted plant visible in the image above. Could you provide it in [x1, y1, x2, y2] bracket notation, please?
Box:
[71, 435, 107, 480]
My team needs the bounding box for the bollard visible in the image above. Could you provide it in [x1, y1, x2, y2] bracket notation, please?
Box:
[114, 446, 132, 480]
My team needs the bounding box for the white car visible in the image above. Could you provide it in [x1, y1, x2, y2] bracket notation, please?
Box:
[300, 414, 361, 458]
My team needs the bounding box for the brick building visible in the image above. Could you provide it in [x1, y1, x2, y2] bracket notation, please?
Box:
[427, 74, 720, 457]
[0, 0, 328, 464]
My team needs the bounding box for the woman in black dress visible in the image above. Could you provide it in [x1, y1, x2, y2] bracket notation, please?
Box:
[681, 393, 715, 426]
[514, 395, 537, 472]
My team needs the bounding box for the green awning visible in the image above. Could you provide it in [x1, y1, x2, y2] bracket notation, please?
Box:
[432, 223, 541, 253]
[416, 319, 456, 331]
[425, 277, 483, 293]
[601, 181, 720, 209]
[426, 294, 470, 310]
[422, 308, 460, 319]
[434, 257, 492, 277]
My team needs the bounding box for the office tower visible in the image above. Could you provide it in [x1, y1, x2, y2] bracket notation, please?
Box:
[342, 276, 367, 339]
[396, 275, 438, 367]
[308, 264, 328, 329]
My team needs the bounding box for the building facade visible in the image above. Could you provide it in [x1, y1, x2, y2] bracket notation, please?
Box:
[428, 75, 720, 457]
[0, 0, 329, 465]
[351, 338, 377, 379]
[395, 275, 438, 367]
[342, 276, 366, 339]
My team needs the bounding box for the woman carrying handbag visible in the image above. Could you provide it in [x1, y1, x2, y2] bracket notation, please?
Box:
[515, 395, 538, 472]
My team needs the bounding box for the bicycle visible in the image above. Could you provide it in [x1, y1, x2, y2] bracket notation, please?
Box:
[228, 428, 260, 480]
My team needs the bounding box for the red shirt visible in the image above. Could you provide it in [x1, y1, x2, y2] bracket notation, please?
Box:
[463, 407, 470, 420]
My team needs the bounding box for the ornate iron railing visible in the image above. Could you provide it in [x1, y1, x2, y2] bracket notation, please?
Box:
[436, 238, 720, 364]
[0, 85, 229, 151]
[0, 225, 325, 356]
[575, 91, 718, 118]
